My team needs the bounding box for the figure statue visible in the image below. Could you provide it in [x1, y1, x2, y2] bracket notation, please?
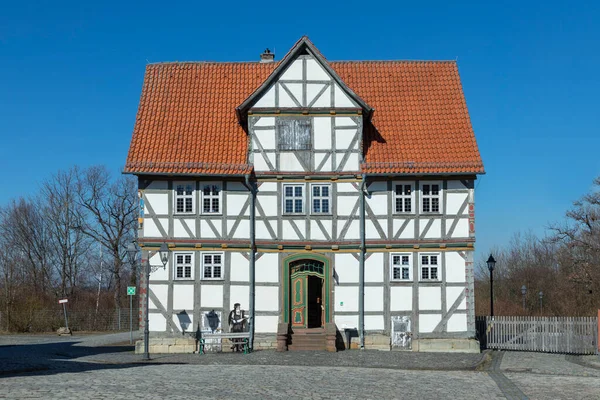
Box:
[228, 303, 247, 352]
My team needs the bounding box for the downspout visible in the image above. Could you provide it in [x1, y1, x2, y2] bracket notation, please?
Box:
[359, 173, 367, 350]
[245, 174, 256, 351]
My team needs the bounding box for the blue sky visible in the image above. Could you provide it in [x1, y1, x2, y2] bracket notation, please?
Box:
[1, 0, 599, 261]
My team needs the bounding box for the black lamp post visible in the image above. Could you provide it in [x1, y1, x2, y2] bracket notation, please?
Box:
[128, 241, 169, 360]
[486, 254, 496, 317]
[521, 285, 527, 312]
[539, 291, 543, 314]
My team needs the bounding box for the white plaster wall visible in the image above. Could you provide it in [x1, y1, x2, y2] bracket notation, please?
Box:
[450, 219, 469, 238]
[306, 83, 326, 105]
[200, 285, 223, 308]
[173, 285, 194, 310]
[230, 252, 249, 282]
[421, 218, 441, 239]
[200, 220, 217, 239]
[286, 83, 303, 105]
[334, 314, 358, 329]
[447, 313, 467, 332]
[255, 315, 279, 333]
[254, 86, 275, 108]
[257, 194, 277, 217]
[306, 58, 330, 81]
[229, 219, 249, 239]
[364, 315, 384, 331]
[280, 153, 304, 171]
[365, 252, 384, 283]
[149, 313, 166, 332]
[390, 287, 412, 311]
[256, 253, 279, 283]
[344, 220, 360, 240]
[255, 220, 274, 240]
[447, 180, 467, 190]
[227, 193, 249, 216]
[278, 88, 296, 108]
[313, 117, 332, 150]
[393, 219, 415, 240]
[335, 286, 358, 312]
[147, 181, 168, 190]
[419, 314, 442, 333]
[335, 117, 357, 127]
[366, 193, 387, 216]
[230, 285, 250, 310]
[258, 182, 277, 192]
[336, 183, 358, 193]
[340, 153, 359, 171]
[149, 253, 168, 281]
[172, 314, 194, 333]
[446, 193, 467, 215]
[335, 129, 356, 149]
[282, 220, 300, 240]
[311, 86, 331, 107]
[335, 254, 358, 283]
[334, 84, 357, 108]
[173, 219, 190, 238]
[145, 193, 168, 215]
[255, 286, 279, 312]
[144, 219, 162, 238]
[446, 252, 466, 283]
[253, 152, 276, 172]
[365, 219, 384, 239]
[281, 59, 303, 80]
[419, 287, 441, 310]
[254, 117, 275, 127]
[446, 287, 466, 311]
[149, 284, 168, 310]
[364, 286, 384, 312]
[310, 220, 332, 240]
[337, 196, 358, 216]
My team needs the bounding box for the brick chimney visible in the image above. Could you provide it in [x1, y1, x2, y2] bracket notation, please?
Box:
[260, 48, 275, 63]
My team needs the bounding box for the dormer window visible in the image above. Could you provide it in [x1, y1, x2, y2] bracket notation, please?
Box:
[278, 118, 311, 150]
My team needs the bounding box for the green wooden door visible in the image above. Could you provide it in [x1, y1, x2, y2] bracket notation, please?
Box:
[290, 274, 307, 328]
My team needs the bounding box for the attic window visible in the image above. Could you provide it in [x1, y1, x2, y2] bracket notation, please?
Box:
[277, 118, 311, 151]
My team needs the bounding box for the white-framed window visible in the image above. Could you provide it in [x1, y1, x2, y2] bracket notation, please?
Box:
[202, 253, 223, 280]
[200, 183, 222, 214]
[174, 252, 193, 280]
[421, 182, 441, 214]
[283, 184, 304, 214]
[174, 182, 195, 214]
[393, 182, 414, 214]
[311, 184, 331, 214]
[420, 253, 439, 281]
[391, 253, 412, 281]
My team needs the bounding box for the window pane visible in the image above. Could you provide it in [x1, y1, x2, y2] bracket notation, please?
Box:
[213, 266, 221, 278]
[404, 198, 411, 212]
[203, 186, 211, 195]
[421, 268, 429, 280]
[176, 198, 183, 213]
[203, 198, 210, 213]
[177, 265, 183, 278]
[423, 185, 430, 195]
[204, 255, 212, 264]
[395, 185, 402, 195]
[404, 185, 411, 195]
[322, 186, 329, 197]
[432, 185, 439, 195]
[423, 198, 430, 212]
[393, 268, 400, 280]
[185, 266, 191, 278]
[212, 198, 220, 213]
[177, 254, 183, 263]
[402, 255, 409, 265]
[285, 199, 293, 213]
[294, 186, 302, 197]
[395, 198, 402, 213]
[176, 185, 184, 195]
[431, 267, 438, 280]
[285, 186, 293, 196]
[421, 256, 429, 265]
[313, 186, 320, 197]
[185, 185, 193, 195]
[430, 256, 438, 265]
[204, 266, 211, 278]
[185, 255, 191, 263]
[313, 199, 320, 213]
[294, 199, 302, 213]
[392, 255, 400, 265]
[213, 255, 221, 264]
[322, 199, 329, 213]
[402, 267, 410, 280]
[212, 185, 220, 195]
[185, 198, 193, 213]
[432, 198, 439, 213]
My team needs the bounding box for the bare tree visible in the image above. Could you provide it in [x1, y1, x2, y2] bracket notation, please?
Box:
[75, 166, 137, 309]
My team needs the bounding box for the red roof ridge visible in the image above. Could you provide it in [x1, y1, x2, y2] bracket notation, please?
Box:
[146, 59, 457, 66]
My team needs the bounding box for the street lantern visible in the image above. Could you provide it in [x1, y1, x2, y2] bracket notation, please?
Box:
[539, 291, 543, 314]
[487, 254, 496, 317]
[126, 242, 138, 266]
[521, 285, 527, 312]
[159, 242, 170, 268]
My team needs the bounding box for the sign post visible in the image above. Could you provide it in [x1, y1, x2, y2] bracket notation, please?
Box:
[127, 286, 136, 344]
[58, 299, 69, 331]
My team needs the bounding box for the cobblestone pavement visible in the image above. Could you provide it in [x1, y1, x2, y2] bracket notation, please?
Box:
[2, 333, 600, 399]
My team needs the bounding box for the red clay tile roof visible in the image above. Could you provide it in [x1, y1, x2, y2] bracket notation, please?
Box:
[125, 58, 484, 175]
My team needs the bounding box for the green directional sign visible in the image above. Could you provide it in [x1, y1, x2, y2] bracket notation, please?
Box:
[127, 286, 136, 296]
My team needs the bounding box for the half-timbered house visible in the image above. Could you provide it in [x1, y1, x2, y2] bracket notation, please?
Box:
[125, 37, 484, 352]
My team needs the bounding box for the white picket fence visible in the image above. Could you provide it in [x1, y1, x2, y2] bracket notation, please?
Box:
[479, 316, 598, 355]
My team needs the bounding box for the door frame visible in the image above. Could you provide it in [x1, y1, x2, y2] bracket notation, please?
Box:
[282, 253, 331, 325]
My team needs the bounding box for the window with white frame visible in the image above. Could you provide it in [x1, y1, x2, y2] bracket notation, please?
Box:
[283, 184, 304, 214]
[311, 184, 331, 214]
[174, 252, 193, 280]
[421, 182, 441, 213]
[202, 253, 223, 280]
[394, 182, 414, 213]
[175, 182, 194, 214]
[420, 254, 439, 280]
[201, 183, 221, 214]
[391, 253, 412, 281]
